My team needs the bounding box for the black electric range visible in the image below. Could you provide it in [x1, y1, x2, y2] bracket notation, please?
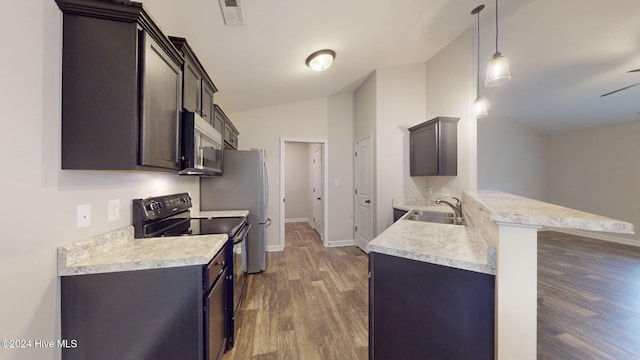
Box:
[132, 192, 249, 351]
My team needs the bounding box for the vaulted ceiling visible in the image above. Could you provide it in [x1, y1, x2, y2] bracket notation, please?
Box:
[143, 0, 640, 134]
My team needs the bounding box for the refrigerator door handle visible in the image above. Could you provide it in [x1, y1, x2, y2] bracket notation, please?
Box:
[263, 157, 270, 209]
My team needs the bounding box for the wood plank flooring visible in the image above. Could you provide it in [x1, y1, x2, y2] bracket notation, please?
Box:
[538, 231, 640, 360]
[222, 222, 369, 360]
[223, 224, 640, 359]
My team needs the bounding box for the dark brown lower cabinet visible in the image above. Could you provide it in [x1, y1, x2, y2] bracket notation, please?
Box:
[369, 252, 495, 360]
[61, 254, 228, 360]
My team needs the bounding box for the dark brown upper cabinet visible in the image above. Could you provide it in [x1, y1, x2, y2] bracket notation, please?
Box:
[409, 116, 459, 176]
[169, 37, 218, 125]
[57, 0, 183, 172]
[215, 105, 239, 150]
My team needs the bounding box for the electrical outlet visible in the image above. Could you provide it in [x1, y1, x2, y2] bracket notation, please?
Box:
[108, 199, 120, 222]
[77, 204, 91, 228]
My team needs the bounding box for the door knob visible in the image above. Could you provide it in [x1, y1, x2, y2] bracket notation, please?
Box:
[317, 197, 322, 200]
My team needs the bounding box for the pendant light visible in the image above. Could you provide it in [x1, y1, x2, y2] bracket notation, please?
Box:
[472, 5, 489, 118]
[485, 0, 511, 87]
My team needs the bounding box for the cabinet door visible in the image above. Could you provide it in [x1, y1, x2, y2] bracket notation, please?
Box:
[370, 253, 495, 359]
[183, 59, 201, 112]
[206, 268, 228, 360]
[410, 122, 438, 176]
[139, 30, 182, 170]
[212, 107, 225, 134]
[223, 120, 238, 150]
[201, 82, 215, 124]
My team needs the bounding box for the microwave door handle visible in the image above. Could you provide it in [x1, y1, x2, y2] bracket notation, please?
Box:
[198, 146, 205, 168]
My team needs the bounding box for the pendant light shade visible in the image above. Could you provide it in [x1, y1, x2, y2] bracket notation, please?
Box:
[485, 0, 510, 87]
[306, 49, 336, 72]
[473, 96, 489, 118]
[471, 4, 489, 118]
[485, 52, 511, 86]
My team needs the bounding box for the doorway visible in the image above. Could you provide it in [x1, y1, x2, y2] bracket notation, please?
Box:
[280, 138, 328, 249]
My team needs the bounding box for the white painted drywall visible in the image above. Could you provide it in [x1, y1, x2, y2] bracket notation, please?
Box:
[424, 30, 477, 198]
[327, 93, 355, 243]
[478, 116, 550, 201]
[549, 121, 640, 241]
[375, 63, 427, 233]
[229, 95, 355, 247]
[0, 2, 199, 358]
[284, 142, 311, 221]
[354, 72, 378, 234]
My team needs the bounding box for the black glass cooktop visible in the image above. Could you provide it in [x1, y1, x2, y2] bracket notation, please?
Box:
[160, 217, 247, 237]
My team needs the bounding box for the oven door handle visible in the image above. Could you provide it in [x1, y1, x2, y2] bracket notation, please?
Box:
[233, 223, 251, 244]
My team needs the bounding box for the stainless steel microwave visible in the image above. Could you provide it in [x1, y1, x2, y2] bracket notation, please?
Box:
[179, 111, 223, 176]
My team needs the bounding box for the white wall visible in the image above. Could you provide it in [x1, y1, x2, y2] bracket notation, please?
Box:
[327, 93, 355, 242]
[549, 121, 640, 241]
[354, 72, 378, 233]
[229, 95, 354, 247]
[0, 2, 199, 359]
[284, 143, 311, 221]
[478, 116, 550, 201]
[375, 63, 427, 233]
[424, 30, 477, 197]
[353, 31, 477, 235]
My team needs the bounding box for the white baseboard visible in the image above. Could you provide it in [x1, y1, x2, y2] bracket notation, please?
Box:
[266, 244, 284, 252]
[285, 218, 311, 223]
[547, 228, 640, 247]
[325, 239, 355, 247]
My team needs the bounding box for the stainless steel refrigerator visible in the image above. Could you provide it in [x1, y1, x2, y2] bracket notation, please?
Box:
[200, 149, 269, 273]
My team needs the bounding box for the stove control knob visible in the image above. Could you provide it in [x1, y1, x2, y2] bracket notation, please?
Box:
[147, 200, 161, 211]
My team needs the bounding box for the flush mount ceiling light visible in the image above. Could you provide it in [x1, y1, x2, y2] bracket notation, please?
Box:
[472, 4, 489, 118]
[485, 0, 511, 87]
[305, 49, 336, 72]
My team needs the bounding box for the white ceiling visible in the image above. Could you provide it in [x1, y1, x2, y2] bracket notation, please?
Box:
[145, 0, 640, 134]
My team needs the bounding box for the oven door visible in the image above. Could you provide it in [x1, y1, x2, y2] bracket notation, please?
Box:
[206, 266, 227, 360]
[232, 224, 250, 313]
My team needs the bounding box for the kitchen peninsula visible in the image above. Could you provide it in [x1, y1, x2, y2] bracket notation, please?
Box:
[369, 190, 634, 360]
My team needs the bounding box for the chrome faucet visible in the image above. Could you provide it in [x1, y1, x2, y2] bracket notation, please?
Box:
[435, 197, 464, 225]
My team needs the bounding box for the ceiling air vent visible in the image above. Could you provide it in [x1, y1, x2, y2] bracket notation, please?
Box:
[218, 0, 244, 26]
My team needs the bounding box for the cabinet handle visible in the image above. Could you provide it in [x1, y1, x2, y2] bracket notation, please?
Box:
[365, 200, 371, 204]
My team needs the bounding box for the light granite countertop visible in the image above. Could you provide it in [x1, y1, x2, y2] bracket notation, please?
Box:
[464, 190, 634, 234]
[373, 190, 634, 275]
[58, 226, 227, 276]
[369, 217, 496, 275]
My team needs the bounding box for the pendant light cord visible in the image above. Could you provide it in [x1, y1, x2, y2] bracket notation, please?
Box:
[476, 10, 480, 95]
[495, 0, 499, 52]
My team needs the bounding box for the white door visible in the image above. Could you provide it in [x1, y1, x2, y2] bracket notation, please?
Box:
[355, 136, 373, 252]
[312, 146, 323, 238]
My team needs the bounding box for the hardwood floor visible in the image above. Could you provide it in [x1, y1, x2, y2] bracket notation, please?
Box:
[222, 222, 369, 360]
[223, 225, 640, 359]
[538, 231, 640, 360]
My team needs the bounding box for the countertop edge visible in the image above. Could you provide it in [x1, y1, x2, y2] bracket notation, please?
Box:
[369, 243, 496, 275]
[58, 227, 227, 276]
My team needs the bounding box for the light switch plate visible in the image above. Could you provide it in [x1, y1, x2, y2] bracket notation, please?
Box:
[77, 204, 91, 228]
[108, 199, 120, 222]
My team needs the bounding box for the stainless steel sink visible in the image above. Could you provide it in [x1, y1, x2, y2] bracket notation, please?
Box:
[403, 209, 462, 225]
